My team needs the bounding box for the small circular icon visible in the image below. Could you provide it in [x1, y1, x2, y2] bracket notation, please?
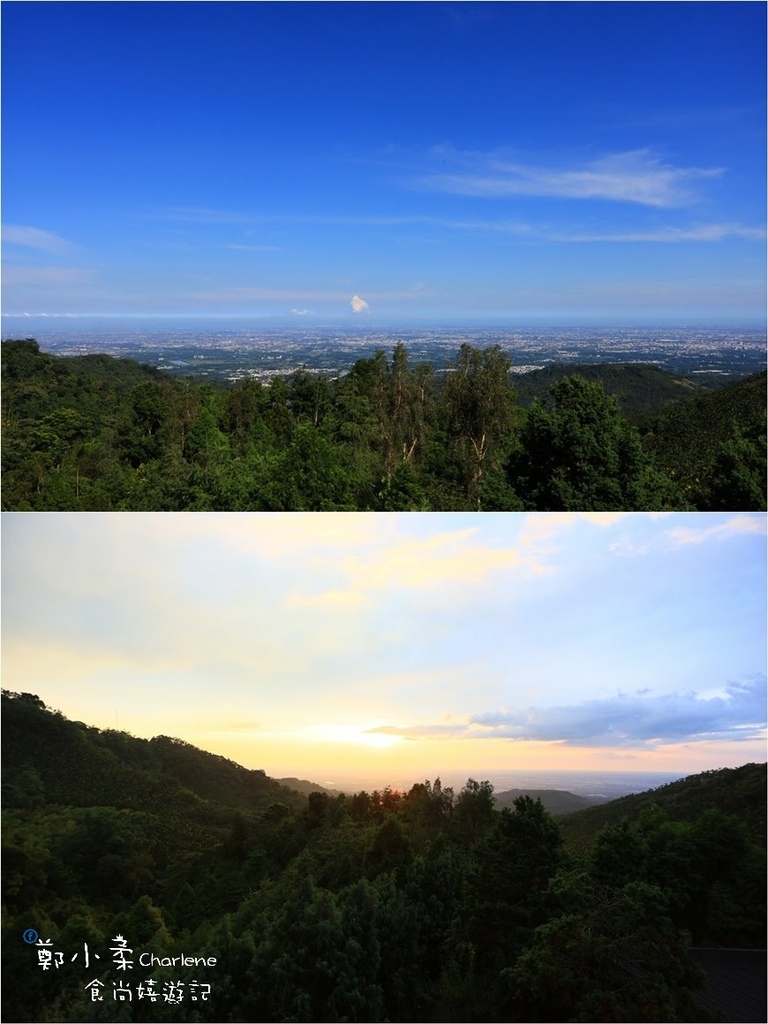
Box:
[23, 928, 39, 944]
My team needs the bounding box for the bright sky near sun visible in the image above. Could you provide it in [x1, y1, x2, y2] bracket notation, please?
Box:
[2, 1, 766, 322]
[3, 513, 765, 786]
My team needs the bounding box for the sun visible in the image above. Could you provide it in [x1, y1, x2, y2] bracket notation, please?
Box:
[302, 724, 404, 750]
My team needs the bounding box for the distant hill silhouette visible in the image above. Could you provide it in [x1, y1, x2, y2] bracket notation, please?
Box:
[494, 787, 601, 815]
[278, 777, 342, 797]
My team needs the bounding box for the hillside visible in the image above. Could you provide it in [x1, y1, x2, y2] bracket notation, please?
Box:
[1, 689, 306, 817]
[514, 362, 713, 419]
[641, 370, 767, 506]
[557, 762, 767, 852]
[1, 337, 165, 423]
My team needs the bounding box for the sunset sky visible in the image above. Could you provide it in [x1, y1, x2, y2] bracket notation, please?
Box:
[3, 512, 765, 788]
[2, 1, 765, 322]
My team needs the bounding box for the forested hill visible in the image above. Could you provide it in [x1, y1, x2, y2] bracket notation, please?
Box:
[3, 338, 765, 511]
[642, 370, 767, 499]
[1, 689, 306, 817]
[558, 762, 767, 849]
[3, 691, 766, 1023]
[514, 361, 712, 419]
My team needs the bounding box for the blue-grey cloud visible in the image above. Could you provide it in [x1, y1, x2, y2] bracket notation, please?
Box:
[372, 676, 766, 748]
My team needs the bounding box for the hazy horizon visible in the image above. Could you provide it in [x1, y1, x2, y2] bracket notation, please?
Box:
[3, 313, 767, 329]
[282, 764, 690, 793]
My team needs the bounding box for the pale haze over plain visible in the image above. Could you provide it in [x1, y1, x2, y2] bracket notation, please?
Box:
[1, 1, 766, 323]
[3, 513, 765, 786]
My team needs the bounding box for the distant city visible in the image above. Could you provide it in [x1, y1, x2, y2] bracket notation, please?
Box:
[2, 317, 765, 383]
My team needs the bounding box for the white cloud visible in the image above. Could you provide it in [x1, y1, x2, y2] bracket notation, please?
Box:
[421, 148, 723, 208]
[2, 224, 74, 255]
[350, 294, 370, 313]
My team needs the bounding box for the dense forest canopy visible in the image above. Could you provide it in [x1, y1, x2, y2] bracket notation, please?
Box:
[2, 692, 765, 1023]
[3, 339, 765, 511]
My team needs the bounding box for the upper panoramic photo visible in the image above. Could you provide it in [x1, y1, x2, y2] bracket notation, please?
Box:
[2, 1, 765, 511]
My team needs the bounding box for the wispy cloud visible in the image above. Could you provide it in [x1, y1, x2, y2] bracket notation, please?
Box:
[191, 286, 354, 303]
[190, 284, 431, 306]
[420, 148, 723, 208]
[147, 207, 259, 225]
[372, 675, 767, 747]
[337, 526, 530, 594]
[144, 207, 761, 245]
[398, 216, 763, 244]
[1, 266, 93, 286]
[610, 514, 765, 557]
[148, 207, 421, 228]
[551, 223, 766, 243]
[2, 224, 75, 255]
[665, 515, 767, 549]
[225, 243, 280, 252]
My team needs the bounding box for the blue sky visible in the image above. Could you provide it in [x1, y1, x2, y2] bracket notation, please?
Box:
[2, 2, 765, 322]
[3, 513, 765, 785]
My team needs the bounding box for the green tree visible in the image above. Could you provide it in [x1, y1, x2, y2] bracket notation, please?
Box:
[378, 461, 431, 510]
[261, 422, 356, 510]
[508, 873, 706, 1023]
[225, 378, 265, 447]
[365, 816, 414, 879]
[119, 380, 175, 466]
[442, 344, 517, 505]
[701, 417, 767, 510]
[510, 375, 683, 510]
[386, 341, 432, 480]
[591, 817, 649, 888]
[454, 796, 564, 980]
[401, 778, 454, 842]
[185, 388, 230, 466]
[289, 369, 331, 428]
[452, 778, 496, 846]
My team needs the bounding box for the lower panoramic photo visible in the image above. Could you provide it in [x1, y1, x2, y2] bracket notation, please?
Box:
[2, 512, 766, 1024]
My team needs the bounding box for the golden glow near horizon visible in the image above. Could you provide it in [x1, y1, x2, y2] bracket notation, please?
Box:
[293, 723, 406, 750]
[2, 512, 766, 787]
